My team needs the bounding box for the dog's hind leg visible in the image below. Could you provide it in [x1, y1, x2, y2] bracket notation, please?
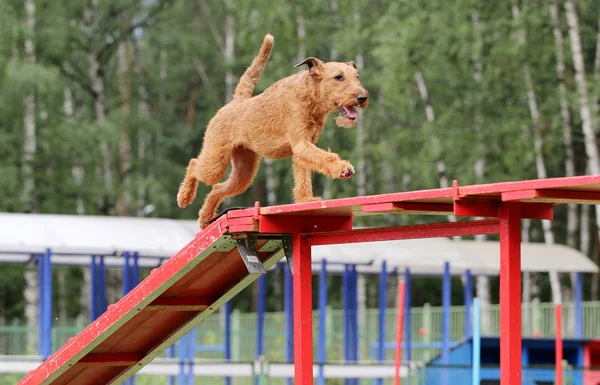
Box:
[198, 147, 260, 228]
[177, 143, 232, 208]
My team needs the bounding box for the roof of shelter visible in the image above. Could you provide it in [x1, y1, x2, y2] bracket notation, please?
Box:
[310, 238, 598, 275]
[0, 212, 596, 275]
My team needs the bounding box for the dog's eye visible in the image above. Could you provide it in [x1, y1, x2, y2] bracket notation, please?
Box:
[334, 75, 344, 81]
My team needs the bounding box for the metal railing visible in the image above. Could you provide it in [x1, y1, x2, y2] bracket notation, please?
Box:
[1, 300, 599, 362]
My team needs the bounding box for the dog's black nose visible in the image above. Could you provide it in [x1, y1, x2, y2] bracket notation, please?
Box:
[357, 94, 368, 104]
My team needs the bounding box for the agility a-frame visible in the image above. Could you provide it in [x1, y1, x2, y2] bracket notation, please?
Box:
[19, 175, 600, 385]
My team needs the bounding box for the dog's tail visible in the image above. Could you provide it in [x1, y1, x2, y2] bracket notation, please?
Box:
[177, 158, 200, 208]
[233, 33, 274, 100]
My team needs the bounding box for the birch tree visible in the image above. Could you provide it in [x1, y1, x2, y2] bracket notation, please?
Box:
[22, 0, 38, 354]
[512, 0, 562, 304]
[83, 2, 113, 211]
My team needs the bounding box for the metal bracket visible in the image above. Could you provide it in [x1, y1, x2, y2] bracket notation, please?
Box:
[281, 235, 293, 275]
[236, 235, 267, 275]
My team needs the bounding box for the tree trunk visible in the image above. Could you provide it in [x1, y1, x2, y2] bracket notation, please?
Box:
[159, 45, 168, 110]
[550, 0, 579, 311]
[84, 4, 113, 211]
[414, 71, 448, 189]
[57, 269, 68, 322]
[512, 0, 561, 304]
[565, 0, 600, 303]
[549, 0, 577, 235]
[22, 0, 38, 355]
[565, 0, 600, 177]
[64, 87, 85, 215]
[24, 267, 38, 353]
[116, 36, 131, 217]
[414, 70, 459, 243]
[592, 11, 600, 132]
[22, 0, 36, 213]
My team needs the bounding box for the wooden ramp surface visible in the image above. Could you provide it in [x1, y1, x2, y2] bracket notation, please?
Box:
[18, 210, 284, 385]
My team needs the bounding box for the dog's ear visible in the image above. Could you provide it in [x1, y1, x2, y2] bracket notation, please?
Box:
[295, 57, 324, 78]
[346, 61, 357, 69]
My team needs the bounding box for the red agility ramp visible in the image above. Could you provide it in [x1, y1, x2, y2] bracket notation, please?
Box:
[19, 175, 600, 385]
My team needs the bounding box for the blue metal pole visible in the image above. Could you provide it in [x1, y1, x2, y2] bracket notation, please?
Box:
[472, 298, 481, 385]
[133, 252, 140, 287]
[168, 343, 175, 385]
[575, 272, 583, 338]
[178, 333, 187, 385]
[343, 264, 350, 385]
[283, 262, 293, 385]
[318, 259, 328, 385]
[44, 249, 53, 357]
[442, 261, 451, 385]
[38, 254, 44, 357]
[465, 269, 473, 338]
[224, 300, 232, 385]
[405, 268, 412, 363]
[375, 261, 387, 385]
[123, 252, 131, 296]
[352, 266, 359, 385]
[99, 256, 107, 314]
[91, 255, 97, 322]
[187, 328, 196, 385]
[256, 273, 266, 385]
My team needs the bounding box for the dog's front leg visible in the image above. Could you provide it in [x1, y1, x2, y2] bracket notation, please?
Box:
[292, 157, 321, 202]
[292, 141, 354, 179]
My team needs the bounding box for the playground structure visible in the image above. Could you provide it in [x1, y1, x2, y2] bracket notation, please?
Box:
[9, 174, 600, 385]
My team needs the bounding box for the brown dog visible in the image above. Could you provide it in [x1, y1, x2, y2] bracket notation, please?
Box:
[177, 33, 369, 229]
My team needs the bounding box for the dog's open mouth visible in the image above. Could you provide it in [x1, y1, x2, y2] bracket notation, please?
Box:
[339, 105, 361, 120]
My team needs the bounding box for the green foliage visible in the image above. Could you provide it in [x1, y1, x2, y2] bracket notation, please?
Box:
[0, 0, 599, 320]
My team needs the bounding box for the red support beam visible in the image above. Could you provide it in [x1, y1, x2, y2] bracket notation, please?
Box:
[293, 232, 313, 385]
[454, 199, 554, 220]
[362, 202, 455, 215]
[259, 215, 353, 234]
[499, 202, 522, 385]
[306, 219, 500, 246]
[502, 188, 600, 204]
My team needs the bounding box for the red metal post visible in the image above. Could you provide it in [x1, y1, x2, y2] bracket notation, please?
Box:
[293, 232, 313, 385]
[556, 304, 563, 385]
[499, 202, 522, 385]
[394, 279, 406, 385]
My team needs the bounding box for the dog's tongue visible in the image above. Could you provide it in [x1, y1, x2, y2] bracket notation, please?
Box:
[344, 106, 359, 119]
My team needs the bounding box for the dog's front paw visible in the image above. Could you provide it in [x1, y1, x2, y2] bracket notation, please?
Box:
[333, 161, 354, 179]
[339, 165, 354, 178]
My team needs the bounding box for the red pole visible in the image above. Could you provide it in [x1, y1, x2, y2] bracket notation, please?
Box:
[293, 233, 313, 385]
[499, 202, 522, 385]
[555, 303, 563, 385]
[394, 279, 406, 385]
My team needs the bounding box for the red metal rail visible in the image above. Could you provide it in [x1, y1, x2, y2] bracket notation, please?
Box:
[18, 175, 600, 385]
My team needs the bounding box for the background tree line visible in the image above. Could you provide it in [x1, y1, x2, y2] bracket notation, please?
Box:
[0, 0, 600, 334]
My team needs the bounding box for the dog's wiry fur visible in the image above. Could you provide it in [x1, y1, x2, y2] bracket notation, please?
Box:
[177, 33, 369, 229]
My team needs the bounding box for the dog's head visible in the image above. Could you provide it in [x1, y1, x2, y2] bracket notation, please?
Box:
[295, 57, 369, 128]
